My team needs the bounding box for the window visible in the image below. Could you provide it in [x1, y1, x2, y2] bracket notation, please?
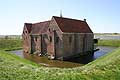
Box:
[49, 28, 50, 31]
[56, 37, 59, 43]
[50, 36, 52, 42]
[69, 36, 72, 43]
[35, 37, 37, 41]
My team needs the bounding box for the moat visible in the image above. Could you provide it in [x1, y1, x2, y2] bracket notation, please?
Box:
[10, 46, 117, 68]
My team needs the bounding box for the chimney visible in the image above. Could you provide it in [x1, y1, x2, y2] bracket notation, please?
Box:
[60, 10, 62, 17]
[84, 19, 86, 22]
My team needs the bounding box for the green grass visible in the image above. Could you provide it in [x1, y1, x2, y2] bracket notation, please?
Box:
[0, 37, 120, 80]
[0, 47, 120, 80]
[0, 38, 22, 51]
[82, 47, 120, 79]
[97, 40, 120, 47]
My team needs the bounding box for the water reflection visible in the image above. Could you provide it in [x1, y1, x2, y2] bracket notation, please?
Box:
[23, 52, 83, 68]
[10, 50, 84, 68]
[9, 46, 117, 68]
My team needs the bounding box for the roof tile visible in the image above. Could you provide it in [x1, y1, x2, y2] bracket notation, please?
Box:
[53, 16, 93, 33]
[31, 21, 50, 34]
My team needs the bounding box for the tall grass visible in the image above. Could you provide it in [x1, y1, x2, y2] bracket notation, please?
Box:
[0, 38, 22, 50]
[97, 40, 120, 47]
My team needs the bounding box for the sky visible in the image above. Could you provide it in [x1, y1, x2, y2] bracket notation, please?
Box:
[0, 0, 120, 35]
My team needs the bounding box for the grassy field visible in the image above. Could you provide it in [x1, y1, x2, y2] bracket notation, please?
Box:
[0, 38, 22, 51]
[94, 33, 120, 35]
[97, 40, 120, 47]
[0, 47, 120, 79]
[0, 37, 120, 79]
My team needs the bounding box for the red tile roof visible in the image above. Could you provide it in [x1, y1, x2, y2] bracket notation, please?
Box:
[24, 16, 93, 35]
[53, 16, 93, 33]
[31, 21, 50, 34]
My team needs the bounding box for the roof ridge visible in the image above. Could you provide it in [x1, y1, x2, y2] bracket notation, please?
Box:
[32, 20, 50, 24]
[53, 16, 84, 22]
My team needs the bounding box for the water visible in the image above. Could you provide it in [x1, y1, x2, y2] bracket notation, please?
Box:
[94, 46, 117, 59]
[94, 35, 120, 40]
[10, 50, 24, 58]
[23, 52, 83, 68]
[10, 50, 83, 68]
[9, 46, 117, 68]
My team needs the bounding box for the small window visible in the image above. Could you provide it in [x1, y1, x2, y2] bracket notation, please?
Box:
[49, 28, 51, 32]
[35, 37, 37, 41]
[56, 37, 59, 43]
[50, 36, 52, 42]
[69, 36, 72, 43]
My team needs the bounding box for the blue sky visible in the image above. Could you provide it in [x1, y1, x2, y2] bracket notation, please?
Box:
[0, 0, 120, 35]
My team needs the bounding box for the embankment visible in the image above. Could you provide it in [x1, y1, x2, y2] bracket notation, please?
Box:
[0, 47, 120, 80]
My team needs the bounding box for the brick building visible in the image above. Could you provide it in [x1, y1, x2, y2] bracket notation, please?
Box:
[22, 16, 94, 60]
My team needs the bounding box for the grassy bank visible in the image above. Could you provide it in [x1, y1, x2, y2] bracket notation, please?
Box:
[0, 47, 120, 80]
[0, 37, 120, 79]
[97, 40, 120, 47]
[82, 47, 120, 79]
[0, 38, 22, 51]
